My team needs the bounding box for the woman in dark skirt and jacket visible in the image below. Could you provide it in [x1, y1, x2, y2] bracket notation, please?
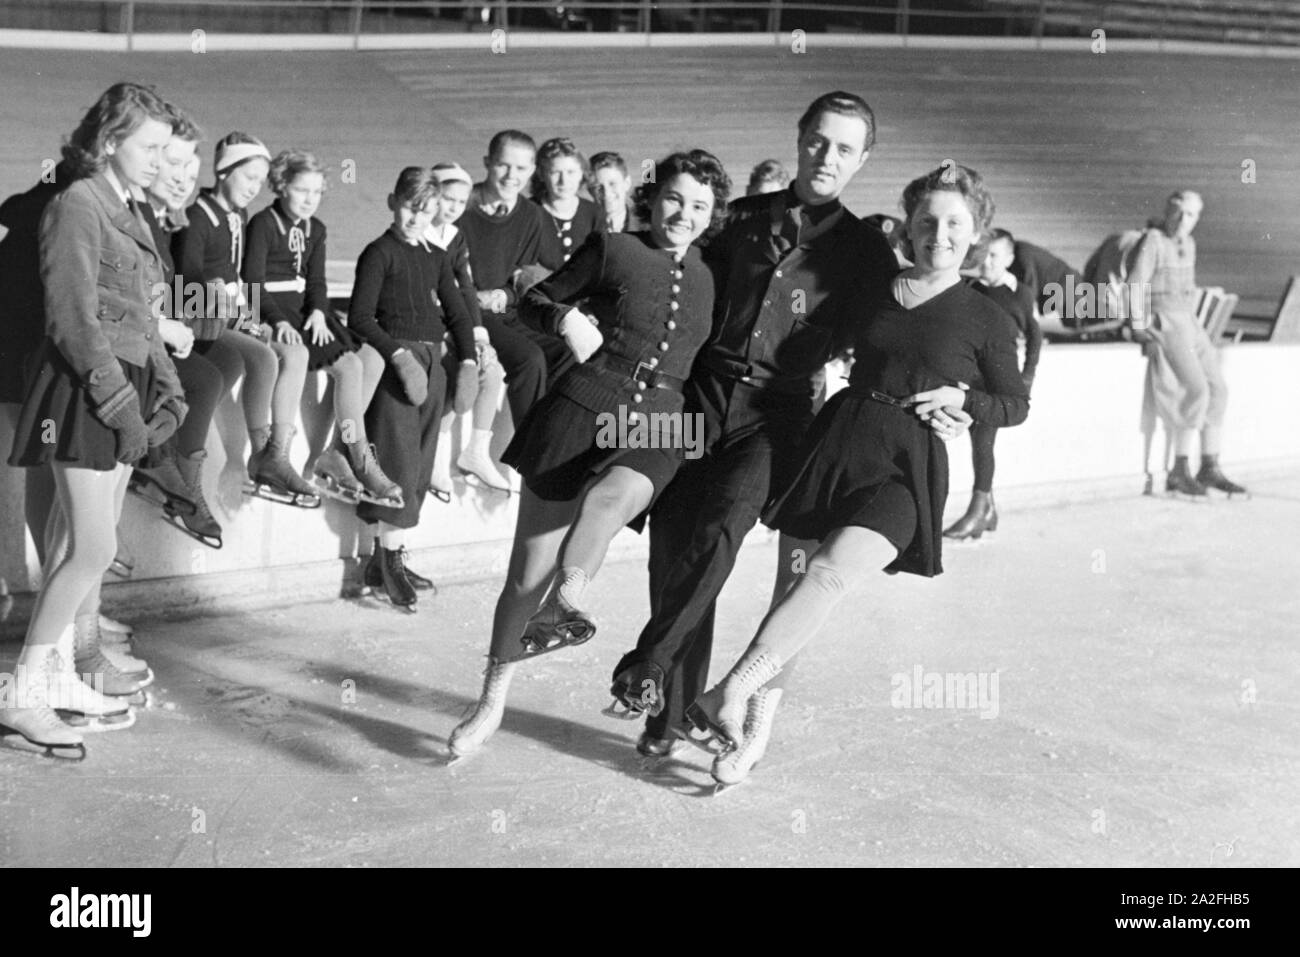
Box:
[693, 164, 1030, 785]
[2, 83, 188, 756]
[449, 149, 731, 757]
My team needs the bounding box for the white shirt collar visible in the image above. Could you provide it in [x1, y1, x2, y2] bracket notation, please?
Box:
[103, 167, 132, 207]
[424, 222, 457, 250]
[980, 271, 1018, 292]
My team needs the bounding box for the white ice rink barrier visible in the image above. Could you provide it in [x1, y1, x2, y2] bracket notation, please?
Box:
[1, 340, 1296, 618]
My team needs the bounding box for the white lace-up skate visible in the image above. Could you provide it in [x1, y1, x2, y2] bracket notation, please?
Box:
[711, 687, 783, 786]
[449, 659, 516, 758]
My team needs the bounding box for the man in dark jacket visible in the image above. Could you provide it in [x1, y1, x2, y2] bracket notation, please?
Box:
[609, 92, 911, 769]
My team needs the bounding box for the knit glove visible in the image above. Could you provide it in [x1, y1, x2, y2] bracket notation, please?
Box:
[91, 384, 149, 465]
[453, 361, 479, 415]
[146, 396, 189, 448]
[391, 349, 428, 406]
[559, 309, 603, 364]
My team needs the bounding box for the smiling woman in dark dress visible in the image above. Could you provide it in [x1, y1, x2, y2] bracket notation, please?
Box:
[690, 163, 1030, 785]
[448, 149, 730, 758]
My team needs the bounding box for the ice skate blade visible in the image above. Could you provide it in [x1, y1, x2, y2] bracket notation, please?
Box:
[601, 699, 646, 721]
[673, 722, 732, 757]
[1165, 490, 1211, 504]
[517, 620, 596, 661]
[0, 733, 86, 761]
[102, 689, 149, 707]
[458, 470, 512, 494]
[160, 511, 223, 549]
[130, 473, 197, 516]
[427, 486, 453, 504]
[58, 709, 136, 733]
[244, 481, 321, 509]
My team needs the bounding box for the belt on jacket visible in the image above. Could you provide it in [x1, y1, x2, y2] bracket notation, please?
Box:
[591, 353, 685, 393]
[846, 385, 912, 408]
[264, 277, 306, 294]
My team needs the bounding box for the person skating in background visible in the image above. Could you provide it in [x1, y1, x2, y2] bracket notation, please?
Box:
[690, 164, 1025, 786]
[174, 132, 319, 508]
[945, 227, 1042, 541]
[1126, 190, 1246, 499]
[447, 150, 727, 758]
[242, 148, 401, 510]
[347, 168, 479, 609]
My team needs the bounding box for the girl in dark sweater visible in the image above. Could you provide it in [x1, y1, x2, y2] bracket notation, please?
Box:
[243, 149, 400, 508]
[691, 165, 1029, 785]
[347, 168, 479, 609]
[529, 137, 606, 272]
[449, 150, 730, 758]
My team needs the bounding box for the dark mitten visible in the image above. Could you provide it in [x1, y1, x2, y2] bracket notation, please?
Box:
[454, 361, 479, 415]
[92, 384, 149, 464]
[146, 397, 189, 447]
[391, 350, 428, 406]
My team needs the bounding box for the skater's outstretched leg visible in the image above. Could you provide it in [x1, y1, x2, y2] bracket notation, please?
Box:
[448, 488, 574, 757]
[688, 526, 896, 751]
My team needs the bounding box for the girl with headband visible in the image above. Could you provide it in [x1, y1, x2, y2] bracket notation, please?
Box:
[174, 132, 319, 508]
[425, 161, 511, 499]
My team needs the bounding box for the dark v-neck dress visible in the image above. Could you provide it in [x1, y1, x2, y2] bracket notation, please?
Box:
[763, 280, 1029, 576]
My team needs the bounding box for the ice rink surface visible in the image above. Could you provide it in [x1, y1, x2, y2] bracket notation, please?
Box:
[2, 474, 1296, 867]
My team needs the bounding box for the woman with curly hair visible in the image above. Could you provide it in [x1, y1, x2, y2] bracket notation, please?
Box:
[3, 82, 187, 755]
[687, 163, 1030, 785]
[529, 136, 605, 271]
[449, 149, 731, 757]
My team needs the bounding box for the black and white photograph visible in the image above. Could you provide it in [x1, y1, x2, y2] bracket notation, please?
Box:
[0, 0, 1294, 904]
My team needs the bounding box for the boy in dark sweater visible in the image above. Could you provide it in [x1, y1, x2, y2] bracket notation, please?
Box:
[348, 167, 479, 609]
[458, 130, 572, 426]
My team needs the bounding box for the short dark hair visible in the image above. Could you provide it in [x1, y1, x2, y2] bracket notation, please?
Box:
[796, 91, 876, 152]
[898, 163, 996, 269]
[165, 102, 203, 145]
[589, 151, 627, 177]
[487, 129, 536, 163]
[62, 81, 173, 179]
[988, 227, 1014, 245]
[632, 149, 732, 240]
[392, 166, 439, 208]
[747, 159, 790, 195]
